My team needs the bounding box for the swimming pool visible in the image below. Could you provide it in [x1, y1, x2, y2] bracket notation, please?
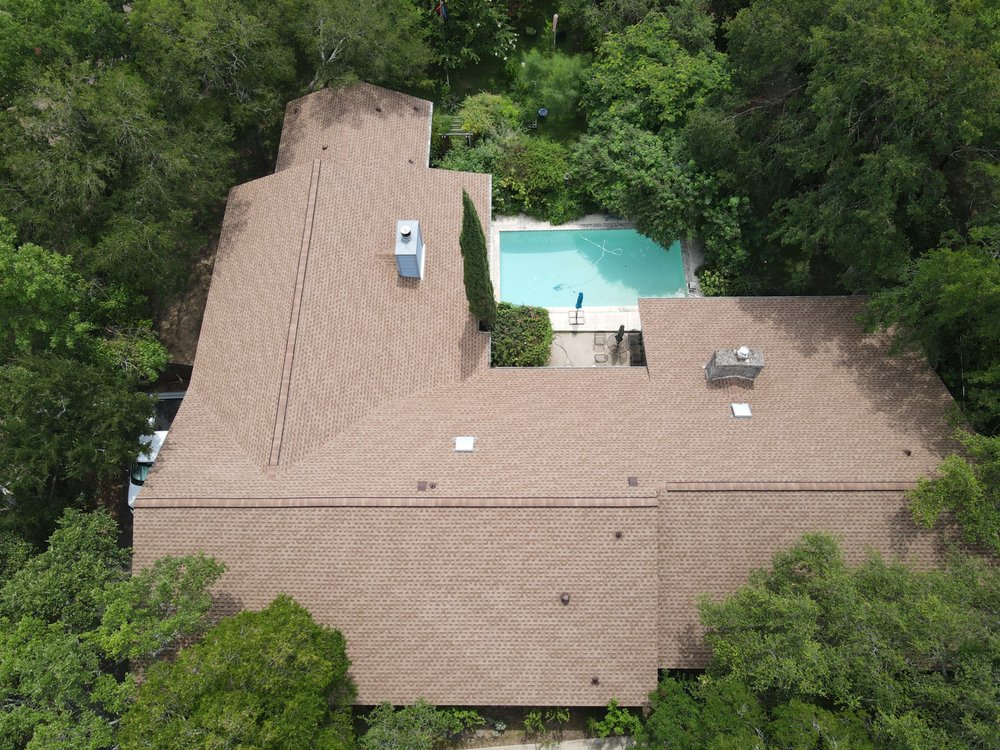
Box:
[499, 229, 686, 308]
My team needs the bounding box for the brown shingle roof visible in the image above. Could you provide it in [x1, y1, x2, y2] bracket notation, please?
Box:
[142, 296, 953, 503]
[657, 490, 953, 668]
[132, 83, 959, 706]
[276, 84, 433, 172]
[133, 506, 659, 706]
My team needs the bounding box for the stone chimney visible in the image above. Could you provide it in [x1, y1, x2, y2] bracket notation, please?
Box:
[705, 346, 764, 382]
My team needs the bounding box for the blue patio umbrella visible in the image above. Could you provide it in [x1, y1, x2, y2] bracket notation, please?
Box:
[575, 292, 584, 310]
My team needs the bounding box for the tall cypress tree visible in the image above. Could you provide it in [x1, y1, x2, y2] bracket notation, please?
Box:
[459, 190, 496, 330]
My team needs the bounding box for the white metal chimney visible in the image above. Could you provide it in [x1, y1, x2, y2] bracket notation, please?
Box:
[395, 220, 425, 279]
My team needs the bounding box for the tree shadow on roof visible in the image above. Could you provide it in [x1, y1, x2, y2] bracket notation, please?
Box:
[276, 84, 430, 172]
[730, 296, 958, 461]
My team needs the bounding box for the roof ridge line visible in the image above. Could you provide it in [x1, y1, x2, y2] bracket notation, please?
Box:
[658, 481, 916, 492]
[267, 159, 322, 469]
[134, 496, 659, 509]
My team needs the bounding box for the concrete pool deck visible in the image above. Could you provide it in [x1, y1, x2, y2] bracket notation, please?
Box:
[547, 306, 642, 333]
[491, 215, 701, 332]
[550, 330, 637, 368]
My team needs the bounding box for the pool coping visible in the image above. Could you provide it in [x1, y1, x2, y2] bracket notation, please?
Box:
[491, 215, 697, 331]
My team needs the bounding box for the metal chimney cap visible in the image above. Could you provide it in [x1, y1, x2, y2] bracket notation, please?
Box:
[400, 225, 412, 240]
[736, 345, 751, 360]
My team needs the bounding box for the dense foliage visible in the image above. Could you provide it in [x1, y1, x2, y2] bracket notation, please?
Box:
[443, 132, 584, 223]
[716, 0, 999, 292]
[360, 702, 484, 750]
[459, 189, 497, 329]
[456, 92, 522, 137]
[438, 0, 1000, 427]
[434, 0, 517, 72]
[865, 240, 1000, 433]
[490, 302, 553, 367]
[909, 431, 1000, 556]
[573, 9, 741, 279]
[0, 0, 437, 302]
[0, 224, 161, 540]
[0, 0, 439, 541]
[119, 595, 354, 750]
[1, 1, 998, 744]
[439, 51, 590, 224]
[0, 509, 223, 749]
[638, 535, 1000, 749]
[511, 49, 590, 135]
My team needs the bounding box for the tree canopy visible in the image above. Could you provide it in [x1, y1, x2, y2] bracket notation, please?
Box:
[638, 535, 1000, 749]
[0, 0, 439, 542]
[0, 509, 224, 749]
[908, 430, 1000, 556]
[707, 0, 1000, 293]
[865, 239, 1000, 433]
[118, 595, 354, 750]
[0, 226, 162, 539]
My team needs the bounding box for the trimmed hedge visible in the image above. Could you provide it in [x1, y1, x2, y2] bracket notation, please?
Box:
[490, 302, 553, 367]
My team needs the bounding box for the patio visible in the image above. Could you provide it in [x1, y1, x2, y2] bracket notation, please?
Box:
[549, 330, 644, 367]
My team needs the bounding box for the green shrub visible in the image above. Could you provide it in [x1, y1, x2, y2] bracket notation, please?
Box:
[361, 702, 484, 750]
[458, 92, 522, 137]
[696, 267, 731, 297]
[588, 699, 642, 737]
[523, 709, 545, 735]
[491, 302, 553, 367]
[494, 134, 584, 224]
[512, 49, 590, 134]
[436, 138, 504, 173]
[441, 134, 585, 224]
[546, 707, 571, 725]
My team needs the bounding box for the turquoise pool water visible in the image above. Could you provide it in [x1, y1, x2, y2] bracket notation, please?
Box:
[499, 229, 686, 308]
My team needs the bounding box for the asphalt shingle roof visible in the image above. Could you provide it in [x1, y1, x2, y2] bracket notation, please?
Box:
[133, 83, 959, 706]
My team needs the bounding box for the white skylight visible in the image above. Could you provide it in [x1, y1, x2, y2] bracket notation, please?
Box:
[731, 403, 752, 419]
